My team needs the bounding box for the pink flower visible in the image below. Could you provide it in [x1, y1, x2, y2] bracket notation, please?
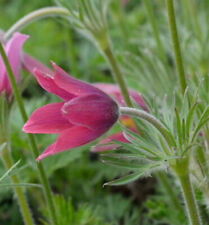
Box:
[22, 62, 119, 160]
[91, 129, 136, 152]
[22, 56, 146, 154]
[92, 84, 146, 152]
[0, 32, 28, 98]
[94, 83, 147, 111]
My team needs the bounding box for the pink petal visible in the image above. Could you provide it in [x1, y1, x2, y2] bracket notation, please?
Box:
[52, 63, 106, 97]
[23, 103, 72, 134]
[91, 132, 129, 152]
[94, 83, 147, 110]
[23, 55, 74, 101]
[36, 126, 105, 160]
[22, 54, 53, 75]
[5, 33, 29, 94]
[62, 94, 119, 130]
[33, 69, 75, 101]
[36, 143, 56, 161]
[129, 90, 148, 111]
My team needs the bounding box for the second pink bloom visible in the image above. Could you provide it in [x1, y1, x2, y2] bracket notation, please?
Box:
[0, 32, 28, 98]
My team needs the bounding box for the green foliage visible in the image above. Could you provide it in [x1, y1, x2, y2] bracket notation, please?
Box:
[0, 160, 21, 182]
[97, 195, 140, 225]
[102, 90, 208, 182]
[0, 192, 22, 225]
[145, 196, 186, 225]
[42, 195, 112, 225]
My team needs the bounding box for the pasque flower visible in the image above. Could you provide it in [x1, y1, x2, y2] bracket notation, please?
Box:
[22, 62, 119, 160]
[22, 55, 146, 155]
[0, 32, 28, 98]
[92, 83, 147, 152]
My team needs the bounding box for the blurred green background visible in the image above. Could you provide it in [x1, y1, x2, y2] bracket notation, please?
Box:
[0, 0, 208, 224]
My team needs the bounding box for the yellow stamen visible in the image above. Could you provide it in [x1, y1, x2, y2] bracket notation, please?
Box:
[121, 117, 135, 128]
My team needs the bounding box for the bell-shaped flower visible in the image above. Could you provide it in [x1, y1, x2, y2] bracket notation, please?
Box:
[92, 83, 147, 152]
[0, 32, 28, 98]
[22, 63, 119, 160]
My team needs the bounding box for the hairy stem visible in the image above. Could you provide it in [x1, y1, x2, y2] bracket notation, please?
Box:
[4, 7, 70, 42]
[103, 43, 133, 107]
[1, 142, 34, 225]
[0, 43, 58, 225]
[100, 36, 143, 134]
[166, 0, 187, 95]
[176, 170, 202, 225]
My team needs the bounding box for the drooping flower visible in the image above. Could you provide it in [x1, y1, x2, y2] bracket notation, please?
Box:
[0, 32, 28, 98]
[92, 84, 147, 152]
[22, 55, 146, 154]
[22, 62, 119, 160]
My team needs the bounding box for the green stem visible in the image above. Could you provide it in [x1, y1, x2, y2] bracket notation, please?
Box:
[102, 43, 133, 107]
[166, 0, 187, 95]
[157, 171, 183, 213]
[143, 0, 166, 62]
[101, 43, 146, 134]
[84, 1, 133, 107]
[176, 171, 202, 225]
[4, 7, 70, 42]
[0, 43, 58, 225]
[141, 8, 180, 204]
[1, 144, 34, 225]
